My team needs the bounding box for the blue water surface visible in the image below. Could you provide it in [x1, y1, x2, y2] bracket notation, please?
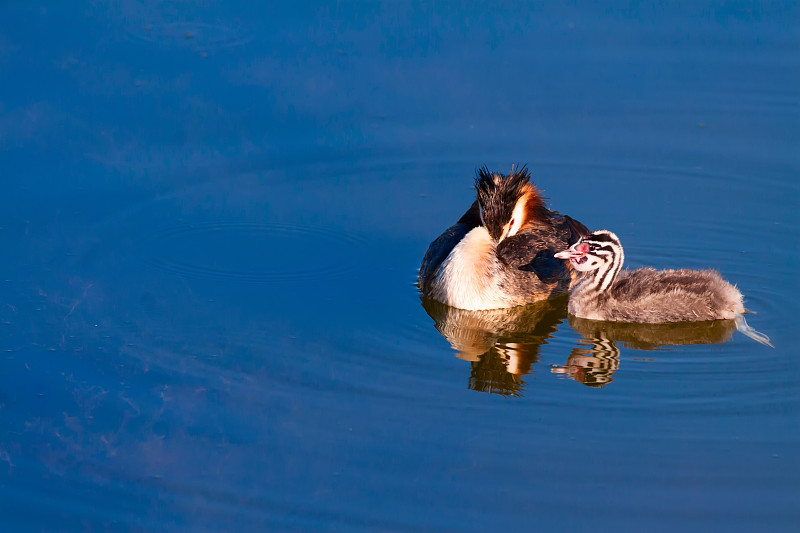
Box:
[1, 1, 798, 532]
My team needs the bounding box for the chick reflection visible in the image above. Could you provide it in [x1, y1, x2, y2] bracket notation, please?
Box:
[552, 316, 738, 387]
[552, 335, 621, 387]
[421, 296, 567, 396]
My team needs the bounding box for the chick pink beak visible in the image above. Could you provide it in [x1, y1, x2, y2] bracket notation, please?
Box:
[555, 249, 580, 260]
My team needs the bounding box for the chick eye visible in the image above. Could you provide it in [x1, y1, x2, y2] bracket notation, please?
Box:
[509, 218, 515, 228]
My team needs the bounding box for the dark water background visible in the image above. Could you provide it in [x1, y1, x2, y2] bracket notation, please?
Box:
[1, 1, 798, 531]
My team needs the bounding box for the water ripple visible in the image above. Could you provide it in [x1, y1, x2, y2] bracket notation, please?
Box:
[137, 221, 364, 283]
[126, 22, 253, 52]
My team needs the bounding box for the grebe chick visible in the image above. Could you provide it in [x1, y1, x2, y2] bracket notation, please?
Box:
[418, 166, 588, 310]
[554, 230, 772, 346]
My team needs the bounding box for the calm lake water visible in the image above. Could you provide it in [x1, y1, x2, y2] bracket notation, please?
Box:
[2, 1, 798, 531]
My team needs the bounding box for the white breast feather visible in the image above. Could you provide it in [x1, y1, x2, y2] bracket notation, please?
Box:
[433, 227, 509, 310]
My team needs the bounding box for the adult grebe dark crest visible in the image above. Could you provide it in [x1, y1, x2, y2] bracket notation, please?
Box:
[554, 230, 773, 346]
[418, 166, 588, 310]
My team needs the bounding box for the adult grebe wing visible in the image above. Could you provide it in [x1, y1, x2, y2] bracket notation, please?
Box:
[497, 233, 568, 283]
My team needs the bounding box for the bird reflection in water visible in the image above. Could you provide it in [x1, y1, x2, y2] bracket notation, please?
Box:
[552, 316, 738, 387]
[422, 297, 740, 393]
[552, 333, 621, 387]
[421, 296, 568, 396]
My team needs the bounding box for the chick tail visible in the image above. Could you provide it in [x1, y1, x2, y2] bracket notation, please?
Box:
[735, 315, 774, 348]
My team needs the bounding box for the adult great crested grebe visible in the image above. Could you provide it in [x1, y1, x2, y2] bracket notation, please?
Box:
[418, 166, 588, 310]
[554, 230, 773, 346]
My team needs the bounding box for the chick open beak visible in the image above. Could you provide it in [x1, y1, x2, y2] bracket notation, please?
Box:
[555, 246, 588, 265]
[554, 249, 578, 260]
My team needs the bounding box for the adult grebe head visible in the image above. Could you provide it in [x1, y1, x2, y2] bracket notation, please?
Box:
[474, 165, 548, 243]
